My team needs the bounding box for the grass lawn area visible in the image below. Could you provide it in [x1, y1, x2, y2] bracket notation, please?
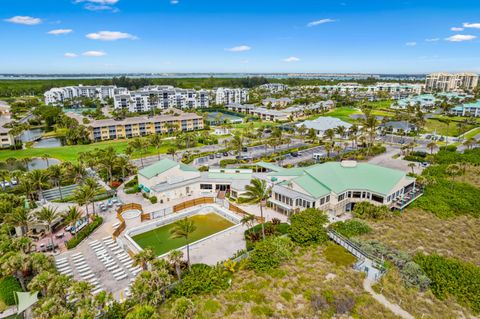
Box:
[0, 138, 182, 162]
[132, 213, 234, 256]
[308, 107, 361, 123]
[460, 126, 480, 140]
[231, 121, 276, 130]
[424, 118, 475, 136]
[362, 100, 394, 110]
[0, 276, 22, 307]
[359, 208, 480, 266]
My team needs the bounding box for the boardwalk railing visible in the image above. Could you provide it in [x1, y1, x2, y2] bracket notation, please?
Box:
[327, 229, 385, 271]
[173, 197, 214, 212]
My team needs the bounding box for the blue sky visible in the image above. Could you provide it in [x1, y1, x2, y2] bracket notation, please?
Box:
[2, 0, 480, 74]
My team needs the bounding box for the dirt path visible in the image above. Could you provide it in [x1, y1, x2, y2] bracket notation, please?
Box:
[363, 278, 414, 319]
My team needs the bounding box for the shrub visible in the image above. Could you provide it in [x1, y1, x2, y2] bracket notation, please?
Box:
[220, 159, 239, 168]
[289, 208, 328, 245]
[125, 186, 139, 194]
[0, 276, 22, 306]
[65, 216, 103, 249]
[109, 181, 122, 188]
[149, 196, 157, 204]
[124, 177, 138, 188]
[244, 222, 290, 250]
[352, 202, 393, 220]
[333, 295, 355, 314]
[310, 294, 329, 312]
[324, 244, 356, 267]
[415, 254, 480, 314]
[330, 219, 371, 238]
[249, 236, 294, 272]
[172, 297, 196, 319]
[174, 264, 231, 297]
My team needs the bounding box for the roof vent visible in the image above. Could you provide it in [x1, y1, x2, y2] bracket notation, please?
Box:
[341, 160, 357, 168]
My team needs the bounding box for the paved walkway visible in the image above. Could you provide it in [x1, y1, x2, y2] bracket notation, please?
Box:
[363, 278, 414, 319]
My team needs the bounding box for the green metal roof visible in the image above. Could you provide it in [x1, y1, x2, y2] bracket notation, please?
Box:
[301, 162, 405, 196]
[255, 161, 283, 172]
[273, 162, 407, 198]
[138, 159, 198, 179]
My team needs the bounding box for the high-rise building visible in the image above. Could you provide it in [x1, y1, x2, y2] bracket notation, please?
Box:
[425, 72, 479, 92]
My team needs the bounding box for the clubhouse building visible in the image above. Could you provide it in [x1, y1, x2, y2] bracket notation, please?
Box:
[137, 158, 421, 216]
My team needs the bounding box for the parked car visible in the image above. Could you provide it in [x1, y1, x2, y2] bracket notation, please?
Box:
[290, 151, 299, 157]
[242, 147, 248, 152]
[223, 152, 229, 156]
[208, 154, 215, 159]
[215, 153, 221, 158]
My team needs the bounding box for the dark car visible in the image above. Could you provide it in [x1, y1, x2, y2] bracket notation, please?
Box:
[264, 129, 272, 134]
[209, 154, 215, 159]
[242, 147, 248, 152]
[290, 151, 299, 157]
[223, 152, 229, 156]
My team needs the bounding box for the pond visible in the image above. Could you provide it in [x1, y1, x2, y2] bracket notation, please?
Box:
[19, 128, 44, 143]
[31, 137, 65, 148]
[27, 158, 61, 170]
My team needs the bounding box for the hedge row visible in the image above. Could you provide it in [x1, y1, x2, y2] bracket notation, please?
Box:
[66, 216, 103, 249]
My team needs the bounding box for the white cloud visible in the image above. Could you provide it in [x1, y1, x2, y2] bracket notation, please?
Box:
[307, 18, 335, 27]
[463, 22, 480, 29]
[425, 38, 439, 42]
[75, 0, 119, 11]
[82, 51, 107, 57]
[86, 31, 137, 41]
[451, 27, 464, 31]
[283, 56, 300, 62]
[48, 29, 73, 35]
[5, 16, 42, 25]
[445, 34, 477, 42]
[225, 45, 251, 52]
[405, 42, 417, 46]
[64, 53, 78, 58]
[171, 0, 179, 4]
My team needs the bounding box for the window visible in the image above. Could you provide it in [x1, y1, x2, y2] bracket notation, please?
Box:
[353, 191, 362, 198]
[338, 193, 345, 201]
[320, 197, 325, 205]
[372, 194, 384, 203]
[200, 184, 212, 190]
[326, 195, 330, 202]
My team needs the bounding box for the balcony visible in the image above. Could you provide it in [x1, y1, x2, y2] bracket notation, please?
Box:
[391, 188, 424, 210]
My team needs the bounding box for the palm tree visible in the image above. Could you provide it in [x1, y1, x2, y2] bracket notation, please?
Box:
[334, 125, 346, 139]
[446, 164, 463, 182]
[348, 124, 359, 148]
[324, 142, 333, 158]
[47, 165, 64, 200]
[129, 138, 149, 168]
[149, 134, 163, 160]
[362, 114, 378, 156]
[463, 138, 476, 150]
[169, 218, 197, 269]
[239, 178, 270, 240]
[408, 162, 416, 174]
[74, 185, 95, 217]
[323, 129, 335, 141]
[133, 248, 156, 271]
[240, 214, 255, 230]
[167, 250, 184, 280]
[63, 206, 82, 237]
[42, 154, 50, 168]
[116, 154, 132, 181]
[28, 169, 49, 200]
[97, 147, 118, 184]
[427, 141, 437, 154]
[8, 207, 31, 237]
[167, 147, 177, 160]
[229, 133, 244, 156]
[35, 207, 61, 252]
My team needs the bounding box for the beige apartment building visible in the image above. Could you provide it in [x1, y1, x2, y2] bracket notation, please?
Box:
[425, 72, 479, 92]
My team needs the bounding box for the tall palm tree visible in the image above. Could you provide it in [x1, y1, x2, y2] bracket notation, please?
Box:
[8, 207, 31, 237]
[167, 147, 177, 160]
[463, 137, 476, 150]
[149, 134, 163, 160]
[408, 162, 416, 174]
[229, 133, 244, 156]
[362, 114, 378, 156]
[63, 206, 82, 237]
[116, 154, 132, 181]
[47, 165, 64, 200]
[132, 248, 156, 271]
[348, 124, 359, 148]
[324, 142, 333, 158]
[97, 147, 118, 184]
[28, 169, 49, 200]
[170, 218, 197, 269]
[323, 129, 335, 142]
[167, 250, 184, 280]
[0, 169, 10, 191]
[35, 207, 61, 252]
[74, 185, 95, 217]
[427, 141, 437, 154]
[239, 178, 270, 240]
[129, 138, 148, 168]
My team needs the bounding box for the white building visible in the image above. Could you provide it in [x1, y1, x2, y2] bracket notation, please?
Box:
[258, 83, 288, 93]
[296, 116, 352, 137]
[44, 85, 127, 105]
[113, 86, 209, 112]
[425, 72, 479, 92]
[215, 88, 249, 105]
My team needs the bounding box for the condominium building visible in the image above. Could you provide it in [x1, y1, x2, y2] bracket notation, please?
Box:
[113, 86, 210, 112]
[450, 100, 480, 117]
[262, 97, 293, 108]
[44, 85, 128, 105]
[258, 83, 288, 93]
[66, 111, 204, 141]
[215, 88, 249, 105]
[425, 72, 479, 92]
[0, 117, 14, 148]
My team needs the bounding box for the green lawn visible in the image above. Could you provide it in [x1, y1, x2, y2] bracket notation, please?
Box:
[461, 127, 480, 140]
[0, 138, 181, 162]
[312, 107, 362, 123]
[132, 213, 234, 256]
[424, 119, 476, 137]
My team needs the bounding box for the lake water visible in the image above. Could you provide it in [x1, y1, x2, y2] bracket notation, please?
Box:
[27, 158, 61, 170]
[19, 128, 44, 142]
[31, 137, 64, 148]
